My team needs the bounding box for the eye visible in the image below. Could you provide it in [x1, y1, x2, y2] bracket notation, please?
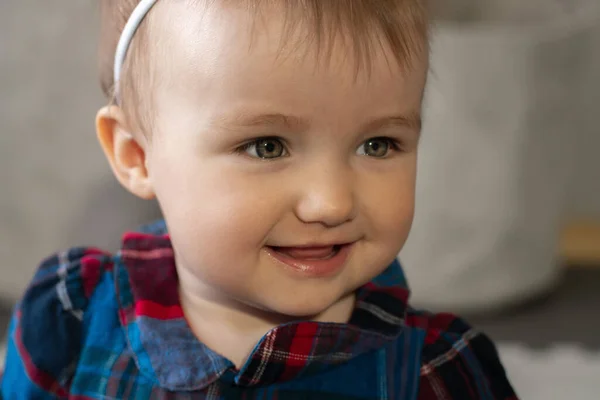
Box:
[357, 137, 398, 158]
[240, 137, 287, 159]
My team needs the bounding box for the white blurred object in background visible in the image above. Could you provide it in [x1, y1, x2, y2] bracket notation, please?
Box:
[498, 343, 600, 399]
[401, 0, 600, 314]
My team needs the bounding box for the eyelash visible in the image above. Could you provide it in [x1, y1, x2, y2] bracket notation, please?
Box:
[235, 136, 403, 159]
[366, 137, 402, 153]
[235, 136, 289, 158]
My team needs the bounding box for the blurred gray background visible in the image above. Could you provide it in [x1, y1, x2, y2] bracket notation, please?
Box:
[0, 1, 161, 301]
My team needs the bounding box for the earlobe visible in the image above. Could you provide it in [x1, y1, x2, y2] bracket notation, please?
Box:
[96, 106, 156, 200]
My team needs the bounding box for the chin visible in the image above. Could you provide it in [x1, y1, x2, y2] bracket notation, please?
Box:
[274, 304, 329, 319]
[262, 292, 353, 321]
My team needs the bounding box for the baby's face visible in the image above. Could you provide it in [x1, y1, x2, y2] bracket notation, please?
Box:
[145, 3, 427, 317]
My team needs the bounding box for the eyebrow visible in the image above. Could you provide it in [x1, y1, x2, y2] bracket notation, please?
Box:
[215, 112, 309, 131]
[363, 112, 422, 134]
[215, 110, 421, 134]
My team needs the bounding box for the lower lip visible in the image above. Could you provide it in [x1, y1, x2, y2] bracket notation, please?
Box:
[266, 244, 353, 278]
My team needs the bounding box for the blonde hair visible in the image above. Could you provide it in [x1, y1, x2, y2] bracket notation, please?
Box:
[98, 0, 429, 133]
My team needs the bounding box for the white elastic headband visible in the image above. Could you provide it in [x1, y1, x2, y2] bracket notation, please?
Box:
[113, 0, 159, 99]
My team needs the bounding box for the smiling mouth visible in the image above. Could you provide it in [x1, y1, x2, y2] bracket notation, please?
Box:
[265, 243, 353, 277]
[269, 245, 342, 260]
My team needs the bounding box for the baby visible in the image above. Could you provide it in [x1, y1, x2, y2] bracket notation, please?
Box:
[1, 0, 517, 398]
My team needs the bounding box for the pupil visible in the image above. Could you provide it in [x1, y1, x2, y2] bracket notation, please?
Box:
[265, 142, 275, 153]
[365, 139, 388, 157]
[256, 139, 282, 159]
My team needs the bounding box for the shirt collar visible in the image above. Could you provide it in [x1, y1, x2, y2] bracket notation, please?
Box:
[114, 221, 411, 391]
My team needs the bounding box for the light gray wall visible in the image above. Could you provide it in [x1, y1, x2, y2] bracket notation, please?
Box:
[0, 1, 160, 301]
[0, 1, 598, 301]
[567, 19, 600, 219]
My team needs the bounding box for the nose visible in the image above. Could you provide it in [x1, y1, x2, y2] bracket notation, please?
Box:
[294, 163, 357, 228]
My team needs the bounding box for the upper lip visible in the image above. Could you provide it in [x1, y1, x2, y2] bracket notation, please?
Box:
[268, 241, 357, 249]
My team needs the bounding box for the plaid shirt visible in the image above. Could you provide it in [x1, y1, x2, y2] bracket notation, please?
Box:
[1, 220, 517, 399]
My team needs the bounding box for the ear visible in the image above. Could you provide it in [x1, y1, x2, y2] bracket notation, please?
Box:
[96, 106, 156, 200]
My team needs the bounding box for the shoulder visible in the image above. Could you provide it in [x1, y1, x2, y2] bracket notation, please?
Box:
[3, 247, 114, 394]
[405, 309, 518, 400]
[28, 246, 112, 286]
[20, 247, 114, 322]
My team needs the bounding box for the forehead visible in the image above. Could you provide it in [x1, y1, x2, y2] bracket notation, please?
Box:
[147, 1, 428, 118]
[151, 2, 427, 72]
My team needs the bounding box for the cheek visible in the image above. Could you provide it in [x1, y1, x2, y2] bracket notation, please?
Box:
[149, 152, 282, 266]
[361, 162, 416, 243]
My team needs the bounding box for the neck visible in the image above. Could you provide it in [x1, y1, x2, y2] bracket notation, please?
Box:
[178, 281, 356, 369]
